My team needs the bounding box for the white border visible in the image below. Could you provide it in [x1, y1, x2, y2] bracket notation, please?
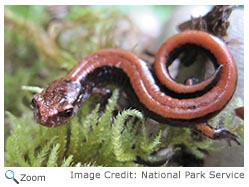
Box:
[1, 0, 248, 186]
[1, 0, 247, 5]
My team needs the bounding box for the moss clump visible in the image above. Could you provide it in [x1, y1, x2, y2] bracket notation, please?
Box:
[4, 6, 244, 167]
[5, 88, 243, 167]
[5, 90, 165, 167]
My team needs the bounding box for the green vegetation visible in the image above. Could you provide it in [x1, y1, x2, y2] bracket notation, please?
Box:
[4, 6, 243, 167]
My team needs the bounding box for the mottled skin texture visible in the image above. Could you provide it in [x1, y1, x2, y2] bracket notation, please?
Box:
[32, 78, 82, 127]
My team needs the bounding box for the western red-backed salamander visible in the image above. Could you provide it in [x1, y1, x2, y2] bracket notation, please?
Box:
[32, 31, 240, 144]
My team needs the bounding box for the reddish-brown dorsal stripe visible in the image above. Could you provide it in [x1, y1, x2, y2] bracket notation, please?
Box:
[32, 31, 237, 127]
[67, 31, 237, 120]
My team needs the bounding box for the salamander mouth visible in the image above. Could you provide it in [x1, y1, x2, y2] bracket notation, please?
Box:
[32, 103, 57, 127]
[34, 113, 66, 128]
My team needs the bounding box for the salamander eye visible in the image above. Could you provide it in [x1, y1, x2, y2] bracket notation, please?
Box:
[59, 108, 74, 118]
[31, 98, 37, 109]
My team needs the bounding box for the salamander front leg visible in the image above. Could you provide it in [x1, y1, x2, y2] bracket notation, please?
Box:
[195, 123, 240, 145]
[91, 87, 113, 107]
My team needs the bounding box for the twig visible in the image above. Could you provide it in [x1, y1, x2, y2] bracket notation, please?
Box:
[4, 8, 76, 69]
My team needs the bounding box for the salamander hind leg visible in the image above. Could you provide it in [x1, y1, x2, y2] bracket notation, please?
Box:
[195, 123, 240, 145]
[184, 76, 240, 145]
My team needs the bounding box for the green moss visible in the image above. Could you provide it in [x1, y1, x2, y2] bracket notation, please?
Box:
[4, 5, 244, 167]
[5, 90, 163, 167]
[5, 88, 243, 167]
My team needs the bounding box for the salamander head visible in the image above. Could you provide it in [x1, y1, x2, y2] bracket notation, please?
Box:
[32, 78, 82, 127]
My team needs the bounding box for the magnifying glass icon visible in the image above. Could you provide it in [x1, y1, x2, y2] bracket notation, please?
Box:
[5, 170, 19, 184]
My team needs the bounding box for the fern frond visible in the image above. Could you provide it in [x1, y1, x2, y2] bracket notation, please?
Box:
[67, 117, 81, 160]
[142, 130, 162, 153]
[47, 143, 61, 167]
[111, 109, 143, 162]
[32, 137, 58, 167]
[93, 89, 119, 143]
[6, 88, 242, 166]
[81, 104, 100, 142]
[61, 155, 74, 167]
